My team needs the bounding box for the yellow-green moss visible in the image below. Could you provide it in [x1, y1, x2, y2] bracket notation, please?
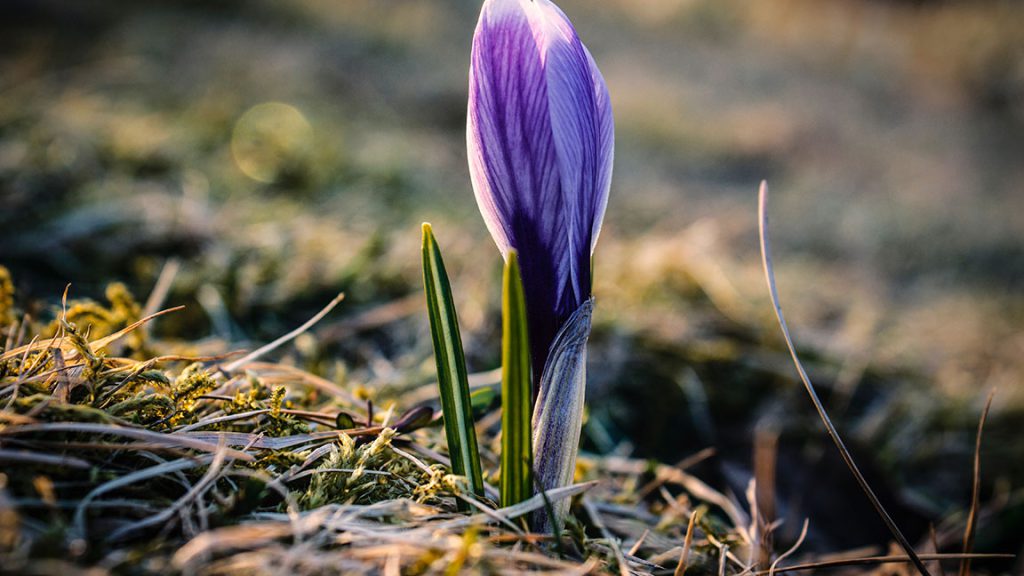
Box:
[0, 266, 15, 330]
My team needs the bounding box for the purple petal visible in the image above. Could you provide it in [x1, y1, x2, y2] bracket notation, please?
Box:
[583, 45, 615, 255]
[468, 0, 566, 374]
[468, 0, 613, 377]
[534, 0, 613, 303]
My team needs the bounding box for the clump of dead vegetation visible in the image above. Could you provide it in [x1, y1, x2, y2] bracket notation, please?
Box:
[0, 264, 1013, 575]
[0, 264, 739, 575]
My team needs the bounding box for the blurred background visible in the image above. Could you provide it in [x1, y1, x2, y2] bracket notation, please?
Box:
[1, 0, 1022, 564]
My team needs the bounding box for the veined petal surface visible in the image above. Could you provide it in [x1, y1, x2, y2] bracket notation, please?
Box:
[468, 0, 612, 376]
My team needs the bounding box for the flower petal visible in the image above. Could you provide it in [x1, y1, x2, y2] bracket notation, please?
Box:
[534, 0, 613, 303]
[584, 46, 614, 255]
[468, 0, 571, 373]
[468, 0, 613, 380]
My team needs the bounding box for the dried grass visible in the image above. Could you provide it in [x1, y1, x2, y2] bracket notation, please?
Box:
[0, 265, 1013, 574]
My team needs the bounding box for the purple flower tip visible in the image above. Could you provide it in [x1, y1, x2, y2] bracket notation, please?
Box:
[467, 0, 613, 377]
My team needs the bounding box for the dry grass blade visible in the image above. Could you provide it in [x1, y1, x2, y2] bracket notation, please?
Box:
[142, 257, 181, 318]
[106, 441, 232, 542]
[175, 408, 276, 432]
[73, 455, 212, 539]
[0, 422, 254, 460]
[629, 528, 650, 557]
[434, 481, 599, 531]
[87, 305, 186, 353]
[243, 361, 359, 403]
[635, 447, 715, 500]
[223, 292, 344, 373]
[182, 429, 392, 449]
[582, 495, 630, 576]
[757, 181, 931, 576]
[455, 494, 525, 535]
[707, 533, 747, 573]
[755, 553, 1014, 575]
[675, 509, 699, 576]
[0, 449, 91, 469]
[485, 551, 599, 573]
[172, 522, 296, 569]
[769, 519, 809, 576]
[959, 388, 996, 576]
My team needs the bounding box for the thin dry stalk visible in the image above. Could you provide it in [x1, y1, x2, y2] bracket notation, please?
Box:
[628, 528, 650, 557]
[757, 181, 931, 576]
[223, 292, 344, 373]
[106, 441, 232, 542]
[959, 388, 996, 576]
[768, 519, 809, 576]
[0, 422, 253, 460]
[675, 509, 699, 576]
[142, 258, 181, 318]
[432, 481, 598, 532]
[582, 495, 629, 576]
[756, 553, 1014, 575]
[754, 426, 778, 569]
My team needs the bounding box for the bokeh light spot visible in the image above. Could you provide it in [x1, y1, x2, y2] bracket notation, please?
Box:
[231, 102, 314, 184]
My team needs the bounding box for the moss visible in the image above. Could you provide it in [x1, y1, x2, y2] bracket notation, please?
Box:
[261, 385, 308, 436]
[169, 363, 219, 425]
[12, 394, 118, 424]
[39, 282, 147, 357]
[301, 428, 427, 508]
[106, 393, 175, 424]
[0, 266, 15, 330]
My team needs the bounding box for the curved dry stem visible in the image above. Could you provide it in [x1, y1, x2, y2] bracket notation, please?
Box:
[959, 388, 996, 576]
[757, 181, 931, 576]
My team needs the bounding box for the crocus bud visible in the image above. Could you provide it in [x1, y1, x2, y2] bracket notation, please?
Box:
[467, 0, 612, 528]
[467, 0, 613, 381]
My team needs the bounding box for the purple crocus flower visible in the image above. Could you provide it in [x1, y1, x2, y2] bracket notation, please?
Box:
[467, 0, 612, 526]
[467, 0, 613, 382]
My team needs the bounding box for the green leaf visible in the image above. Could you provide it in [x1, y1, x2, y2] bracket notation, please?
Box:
[421, 223, 485, 502]
[501, 250, 533, 508]
[470, 387, 498, 417]
[334, 411, 356, 430]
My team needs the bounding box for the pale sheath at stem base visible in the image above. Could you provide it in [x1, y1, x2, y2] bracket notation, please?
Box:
[531, 298, 594, 532]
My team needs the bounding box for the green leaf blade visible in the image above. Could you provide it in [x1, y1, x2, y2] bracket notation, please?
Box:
[501, 250, 533, 508]
[421, 223, 485, 501]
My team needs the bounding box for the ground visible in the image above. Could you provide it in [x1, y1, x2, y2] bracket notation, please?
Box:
[0, 0, 1022, 574]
